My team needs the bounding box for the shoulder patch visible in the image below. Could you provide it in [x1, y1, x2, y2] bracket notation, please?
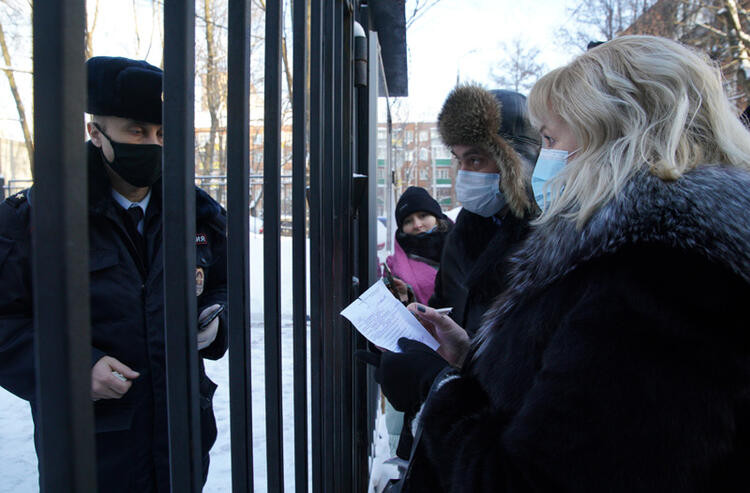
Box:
[5, 191, 27, 208]
[195, 233, 208, 245]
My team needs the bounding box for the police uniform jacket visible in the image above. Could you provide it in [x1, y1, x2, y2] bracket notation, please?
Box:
[0, 141, 228, 492]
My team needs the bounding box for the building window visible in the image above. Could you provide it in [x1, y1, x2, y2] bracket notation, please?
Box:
[432, 143, 452, 160]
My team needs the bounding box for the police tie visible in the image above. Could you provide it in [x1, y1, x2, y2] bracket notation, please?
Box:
[124, 205, 146, 264]
[126, 205, 144, 234]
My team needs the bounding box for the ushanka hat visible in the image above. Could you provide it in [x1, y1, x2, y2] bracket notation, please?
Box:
[396, 186, 444, 229]
[437, 84, 540, 218]
[86, 56, 163, 124]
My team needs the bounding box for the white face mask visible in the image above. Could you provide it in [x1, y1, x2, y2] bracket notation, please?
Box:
[455, 170, 506, 217]
[532, 148, 570, 211]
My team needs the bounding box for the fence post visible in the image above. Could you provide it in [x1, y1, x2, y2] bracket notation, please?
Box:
[263, 0, 285, 490]
[291, 0, 310, 490]
[162, 1, 202, 490]
[0, 176, 5, 200]
[31, 0, 96, 490]
[226, 0, 253, 491]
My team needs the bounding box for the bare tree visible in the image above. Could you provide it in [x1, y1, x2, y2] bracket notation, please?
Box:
[558, 0, 657, 50]
[406, 0, 444, 29]
[85, 0, 99, 59]
[253, 0, 293, 99]
[620, 0, 750, 105]
[489, 38, 546, 94]
[0, 0, 33, 174]
[196, 0, 227, 174]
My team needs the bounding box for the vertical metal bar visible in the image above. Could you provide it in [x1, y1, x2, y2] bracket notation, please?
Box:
[321, 1, 337, 489]
[292, 0, 309, 491]
[162, 1, 201, 491]
[31, 1, 96, 491]
[331, 0, 354, 489]
[364, 28, 383, 493]
[263, 0, 285, 490]
[339, 6, 356, 490]
[308, 0, 325, 490]
[227, 0, 254, 491]
[353, 13, 373, 492]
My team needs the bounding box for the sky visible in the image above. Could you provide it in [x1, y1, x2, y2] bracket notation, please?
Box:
[0, 0, 590, 139]
[399, 0, 584, 121]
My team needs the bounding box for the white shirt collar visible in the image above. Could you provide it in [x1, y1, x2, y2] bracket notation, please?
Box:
[111, 188, 151, 214]
[111, 188, 151, 234]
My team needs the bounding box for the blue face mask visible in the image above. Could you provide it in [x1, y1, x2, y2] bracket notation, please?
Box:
[532, 148, 570, 210]
[455, 170, 506, 217]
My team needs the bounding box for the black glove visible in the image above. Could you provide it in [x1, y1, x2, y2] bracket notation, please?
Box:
[356, 338, 449, 414]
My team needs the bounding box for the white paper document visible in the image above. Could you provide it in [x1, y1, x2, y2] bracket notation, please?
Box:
[340, 280, 440, 353]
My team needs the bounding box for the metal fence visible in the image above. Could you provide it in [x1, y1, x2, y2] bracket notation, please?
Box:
[195, 174, 295, 234]
[5, 175, 296, 233]
[26, 0, 387, 491]
[1, 178, 33, 199]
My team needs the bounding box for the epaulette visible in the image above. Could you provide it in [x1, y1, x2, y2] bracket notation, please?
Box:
[4, 190, 28, 208]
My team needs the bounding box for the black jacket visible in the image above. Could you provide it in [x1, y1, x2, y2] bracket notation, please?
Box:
[0, 142, 228, 492]
[429, 207, 531, 336]
[408, 165, 750, 492]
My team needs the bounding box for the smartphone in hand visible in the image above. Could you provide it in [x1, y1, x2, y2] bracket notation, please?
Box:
[381, 263, 398, 296]
[199, 304, 225, 330]
[382, 263, 412, 304]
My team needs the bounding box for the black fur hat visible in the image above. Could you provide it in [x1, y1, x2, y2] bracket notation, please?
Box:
[437, 84, 540, 218]
[86, 56, 163, 124]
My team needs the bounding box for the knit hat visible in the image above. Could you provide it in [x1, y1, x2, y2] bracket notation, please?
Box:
[395, 187, 443, 229]
[437, 84, 540, 218]
[86, 56, 163, 124]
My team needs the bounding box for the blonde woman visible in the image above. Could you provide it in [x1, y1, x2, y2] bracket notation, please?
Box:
[386, 36, 750, 492]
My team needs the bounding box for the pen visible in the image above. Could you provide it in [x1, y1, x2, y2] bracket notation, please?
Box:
[435, 307, 453, 314]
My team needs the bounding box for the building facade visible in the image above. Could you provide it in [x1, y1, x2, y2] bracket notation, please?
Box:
[381, 121, 457, 211]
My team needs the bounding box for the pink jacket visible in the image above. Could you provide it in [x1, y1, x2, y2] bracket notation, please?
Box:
[386, 237, 438, 305]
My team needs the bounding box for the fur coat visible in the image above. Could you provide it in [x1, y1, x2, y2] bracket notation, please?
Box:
[408, 165, 750, 492]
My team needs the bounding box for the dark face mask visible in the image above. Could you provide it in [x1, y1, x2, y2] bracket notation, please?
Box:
[94, 123, 162, 187]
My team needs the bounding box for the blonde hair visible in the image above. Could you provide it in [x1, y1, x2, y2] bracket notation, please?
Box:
[528, 35, 750, 228]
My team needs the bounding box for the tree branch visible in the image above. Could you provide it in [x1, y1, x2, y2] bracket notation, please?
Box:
[697, 21, 729, 38]
[0, 16, 33, 174]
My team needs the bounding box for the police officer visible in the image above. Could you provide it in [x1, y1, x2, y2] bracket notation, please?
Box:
[0, 56, 228, 492]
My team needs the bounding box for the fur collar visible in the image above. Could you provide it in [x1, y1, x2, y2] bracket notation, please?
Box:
[475, 165, 750, 351]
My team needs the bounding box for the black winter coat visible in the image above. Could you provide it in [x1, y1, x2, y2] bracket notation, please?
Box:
[0, 142, 228, 492]
[429, 208, 531, 336]
[410, 166, 750, 492]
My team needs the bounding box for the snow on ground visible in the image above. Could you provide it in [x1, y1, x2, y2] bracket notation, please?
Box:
[0, 386, 37, 491]
[445, 206, 462, 222]
[367, 400, 400, 493]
